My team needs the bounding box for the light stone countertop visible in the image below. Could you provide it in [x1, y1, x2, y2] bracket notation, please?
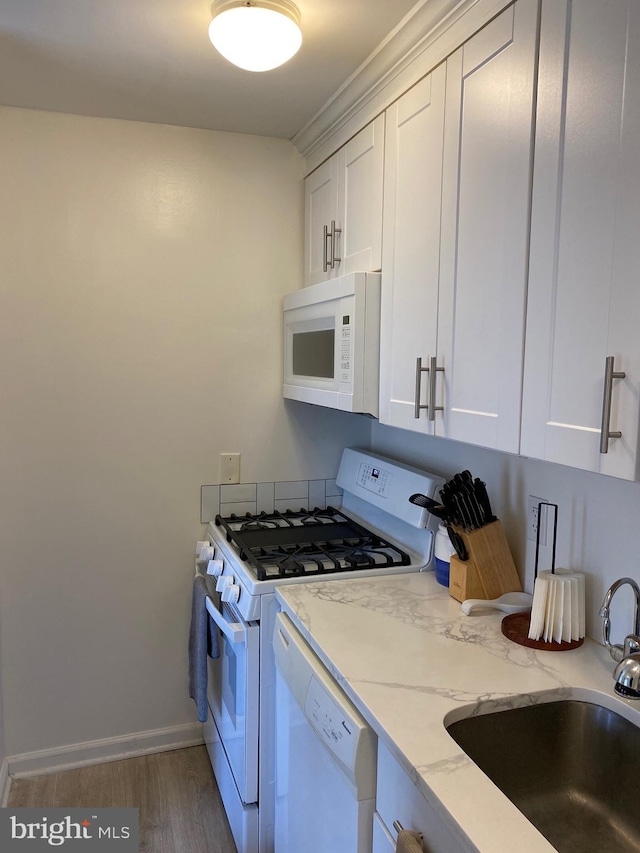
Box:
[274, 571, 640, 853]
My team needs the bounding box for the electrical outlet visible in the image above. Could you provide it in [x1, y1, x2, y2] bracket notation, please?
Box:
[527, 495, 548, 544]
[220, 453, 241, 485]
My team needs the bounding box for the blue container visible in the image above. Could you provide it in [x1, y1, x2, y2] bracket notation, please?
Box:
[434, 524, 455, 587]
[434, 557, 450, 587]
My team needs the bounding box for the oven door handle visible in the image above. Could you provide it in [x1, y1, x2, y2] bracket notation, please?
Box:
[205, 596, 246, 645]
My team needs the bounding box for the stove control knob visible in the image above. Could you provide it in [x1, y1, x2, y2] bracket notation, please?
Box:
[207, 559, 224, 577]
[198, 544, 215, 563]
[195, 541, 211, 559]
[216, 575, 232, 593]
[221, 583, 240, 604]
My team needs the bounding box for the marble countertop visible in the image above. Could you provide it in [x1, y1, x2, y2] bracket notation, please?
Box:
[275, 571, 640, 853]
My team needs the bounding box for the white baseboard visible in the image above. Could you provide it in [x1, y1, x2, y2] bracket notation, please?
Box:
[7, 722, 204, 780]
[0, 758, 10, 806]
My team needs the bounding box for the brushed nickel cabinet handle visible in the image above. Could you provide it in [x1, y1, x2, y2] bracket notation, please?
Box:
[330, 220, 341, 268]
[599, 355, 626, 454]
[427, 355, 445, 421]
[323, 224, 330, 272]
[415, 357, 429, 418]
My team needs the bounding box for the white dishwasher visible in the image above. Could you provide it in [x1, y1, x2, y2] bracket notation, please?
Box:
[272, 611, 377, 853]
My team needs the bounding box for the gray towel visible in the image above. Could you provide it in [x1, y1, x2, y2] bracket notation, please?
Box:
[188, 575, 220, 723]
[396, 829, 423, 853]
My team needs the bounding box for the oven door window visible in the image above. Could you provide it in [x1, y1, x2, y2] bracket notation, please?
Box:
[207, 601, 259, 804]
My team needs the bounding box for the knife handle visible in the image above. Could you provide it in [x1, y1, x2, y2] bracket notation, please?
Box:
[447, 525, 468, 561]
[474, 479, 496, 524]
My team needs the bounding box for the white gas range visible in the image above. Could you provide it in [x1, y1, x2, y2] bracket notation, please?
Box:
[195, 448, 445, 853]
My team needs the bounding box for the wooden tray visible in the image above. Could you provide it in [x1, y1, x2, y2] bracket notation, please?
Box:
[501, 612, 584, 651]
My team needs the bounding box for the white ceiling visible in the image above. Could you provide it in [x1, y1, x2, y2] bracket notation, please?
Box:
[0, 0, 421, 140]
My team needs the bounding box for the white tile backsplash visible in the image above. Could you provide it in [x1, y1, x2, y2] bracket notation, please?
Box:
[221, 483, 257, 503]
[200, 485, 220, 524]
[325, 478, 343, 497]
[308, 480, 326, 509]
[201, 475, 338, 522]
[257, 482, 275, 513]
[219, 501, 257, 517]
[274, 480, 309, 501]
[274, 498, 308, 513]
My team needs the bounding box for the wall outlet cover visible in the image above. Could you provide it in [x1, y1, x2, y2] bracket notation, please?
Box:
[220, 453, 241, 485]
[527, 495, 548, 545]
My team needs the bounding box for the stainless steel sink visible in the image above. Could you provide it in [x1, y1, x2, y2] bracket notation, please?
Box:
[447, 700, 640, 853]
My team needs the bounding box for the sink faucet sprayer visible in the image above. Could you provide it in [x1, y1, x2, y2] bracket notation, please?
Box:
[599, 577, 640, 698]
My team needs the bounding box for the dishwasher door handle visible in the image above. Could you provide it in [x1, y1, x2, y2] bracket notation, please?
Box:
[205, 596, 246, 645]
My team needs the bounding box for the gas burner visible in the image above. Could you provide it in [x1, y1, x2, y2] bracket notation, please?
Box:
[224, 507, 341, 533]
[215, 507, 411, 581]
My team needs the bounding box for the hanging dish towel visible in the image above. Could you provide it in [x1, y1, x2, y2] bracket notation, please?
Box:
[188, 574, 220, 722]
[396, 829, 423, 853]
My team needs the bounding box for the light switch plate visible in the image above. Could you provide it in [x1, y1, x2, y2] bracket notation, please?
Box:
[220, 453, 241, 484]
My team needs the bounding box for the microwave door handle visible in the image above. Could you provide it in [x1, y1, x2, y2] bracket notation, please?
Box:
[205, 596, 247, 645]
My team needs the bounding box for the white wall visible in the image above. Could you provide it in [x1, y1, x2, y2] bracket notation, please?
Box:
[0, 105, 370, 758]
[372, 422, 640, 646]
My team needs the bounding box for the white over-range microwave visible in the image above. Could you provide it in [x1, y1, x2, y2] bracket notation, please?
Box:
[283, 272, 381, 417]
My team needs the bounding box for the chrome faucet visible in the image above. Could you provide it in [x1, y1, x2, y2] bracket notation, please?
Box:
[599, 577, 640, 698]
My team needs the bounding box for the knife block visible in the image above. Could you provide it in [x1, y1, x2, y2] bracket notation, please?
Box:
[448, 557, 485, 602]
[448, 520, 522, 603]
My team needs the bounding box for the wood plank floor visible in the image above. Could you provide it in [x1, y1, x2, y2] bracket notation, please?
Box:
[8, 746, 238, 853]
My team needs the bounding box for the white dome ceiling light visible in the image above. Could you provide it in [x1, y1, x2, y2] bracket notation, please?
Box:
[208, 0, 303, 73]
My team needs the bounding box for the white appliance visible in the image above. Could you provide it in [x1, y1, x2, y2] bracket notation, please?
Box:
[272, 611, 377, 853]
[282, 272, 381, 417]
[195, 448, 445, 853]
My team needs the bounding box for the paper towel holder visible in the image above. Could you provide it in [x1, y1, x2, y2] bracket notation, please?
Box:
[534, 501, 558, 579]
[502, 501, 584, 651]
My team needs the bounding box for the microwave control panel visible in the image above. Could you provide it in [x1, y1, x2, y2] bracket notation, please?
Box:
[340, 314, 351, 382]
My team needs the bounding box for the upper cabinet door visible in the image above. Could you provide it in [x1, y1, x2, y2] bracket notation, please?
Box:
[304, 156, 341, 286]
[342, 114, 385, 275]
[521, 0, 640, 479]
[436, 0, 539, 453]
[304, 116, 385, 287]
[379, 67, 447, 432]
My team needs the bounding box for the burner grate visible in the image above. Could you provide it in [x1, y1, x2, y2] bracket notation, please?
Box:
[215, 507, 411, 581]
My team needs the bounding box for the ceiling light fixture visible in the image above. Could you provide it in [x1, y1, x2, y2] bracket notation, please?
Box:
[208, 0, 303, 73]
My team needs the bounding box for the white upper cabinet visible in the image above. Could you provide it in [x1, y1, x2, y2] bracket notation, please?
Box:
[379, 68, 447, 433]
[304, 156, 340, 286]
[521, 0, 640, 480]
[438, 0, 538, 452]
[304, 115, 384, 286]
[380, 0, 539, 452]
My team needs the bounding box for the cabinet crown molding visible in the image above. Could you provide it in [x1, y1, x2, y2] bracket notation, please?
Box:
[293, 0, 509, 169]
